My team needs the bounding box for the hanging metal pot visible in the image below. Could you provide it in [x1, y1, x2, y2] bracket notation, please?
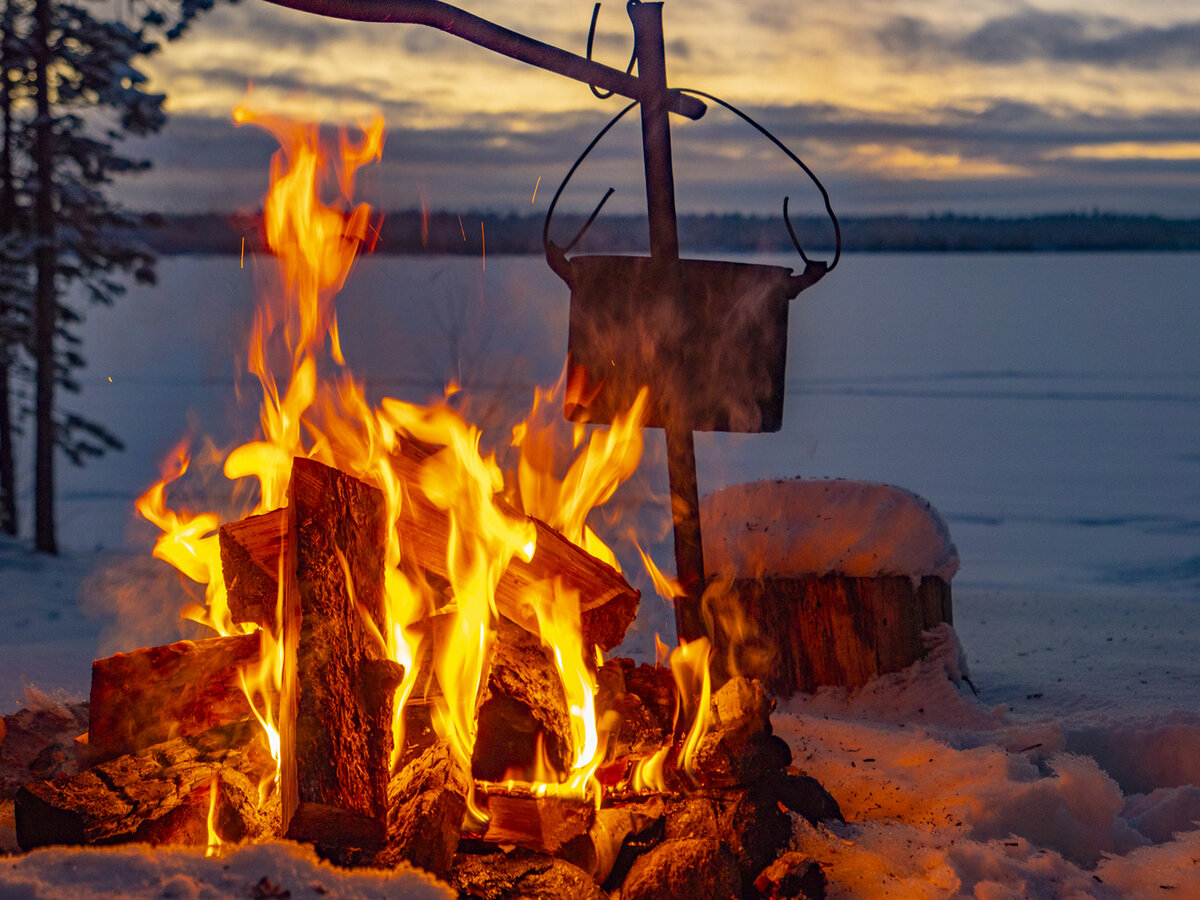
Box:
[548, 249, 827, 433]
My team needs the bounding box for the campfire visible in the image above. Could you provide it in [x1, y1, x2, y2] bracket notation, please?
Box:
[10, 111, 851, 898]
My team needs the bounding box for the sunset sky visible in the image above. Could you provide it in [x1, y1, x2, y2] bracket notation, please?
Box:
[121, 0, 1200, 217]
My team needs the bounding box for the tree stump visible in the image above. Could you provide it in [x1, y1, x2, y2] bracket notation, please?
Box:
[701, 479, 958, 697]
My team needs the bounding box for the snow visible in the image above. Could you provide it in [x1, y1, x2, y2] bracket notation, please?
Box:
[1, 841, 453, 899]
[3, 551, 1200, 897]
[701, 478, 960, 583]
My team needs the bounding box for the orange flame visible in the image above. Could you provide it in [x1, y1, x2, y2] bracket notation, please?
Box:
[205, 777, 223, 857]
[138, 107, 663, 821]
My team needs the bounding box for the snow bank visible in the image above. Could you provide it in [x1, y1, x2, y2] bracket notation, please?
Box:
[773, 628, 1200, 897]
[700, 479, 960, 583]
[0, 841, 453, 900]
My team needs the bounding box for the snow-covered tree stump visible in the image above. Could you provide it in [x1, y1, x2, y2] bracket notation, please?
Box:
[701, 480, 959, 696]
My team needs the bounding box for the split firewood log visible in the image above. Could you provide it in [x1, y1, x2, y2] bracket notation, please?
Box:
[219, 436, 640, 650]
[86, 632, 262, 765]
[14, 721, 274, 850]
[557, 796, 665, 885]
[279, 458, 404, 851]
[479, 788, 595, 855]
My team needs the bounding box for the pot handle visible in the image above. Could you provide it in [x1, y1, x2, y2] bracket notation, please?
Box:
[787, 260, 829, 298]
[543, 101, 640, 287]
[678, 89, 842, 278]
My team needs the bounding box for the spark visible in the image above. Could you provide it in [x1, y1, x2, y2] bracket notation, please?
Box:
[532, 175, 541, 203]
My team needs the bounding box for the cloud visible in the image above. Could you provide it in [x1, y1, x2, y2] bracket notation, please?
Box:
[876, 10, 1200, 69]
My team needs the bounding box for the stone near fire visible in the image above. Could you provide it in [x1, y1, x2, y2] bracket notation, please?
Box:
[449, 850, 607, 900]
[620, 837, 741, 900]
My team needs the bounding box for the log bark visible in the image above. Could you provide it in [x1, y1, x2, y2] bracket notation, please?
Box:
[15, 721, 274, 850]
[219, 438, 640, 650]
[279, 457, 403, 850]
[709, 575, 952, 696]
[86, 632, 261, 764]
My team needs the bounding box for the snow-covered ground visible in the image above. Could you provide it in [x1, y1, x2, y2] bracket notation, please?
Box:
[2, 252, 1199, 896]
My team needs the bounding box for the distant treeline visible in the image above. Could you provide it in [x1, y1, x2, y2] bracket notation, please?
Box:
[145, 211, 1200, 256]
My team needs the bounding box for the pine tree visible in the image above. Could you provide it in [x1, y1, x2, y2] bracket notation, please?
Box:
[3, 0, 231, 551]
[24, 0, 166, 552]
[1, 0, 31, 538]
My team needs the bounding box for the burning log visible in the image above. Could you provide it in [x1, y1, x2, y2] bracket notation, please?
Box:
[279, 457, 404, 851]
[86, 632, 262, 764]
[473, 623, 573, 782]
[480, 788, 594, 855]
[219, 437, 640, 649]
[374, 740, 470, 879]
[14, 721, 273, 850]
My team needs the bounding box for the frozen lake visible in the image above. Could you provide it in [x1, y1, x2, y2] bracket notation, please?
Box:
[53, 251, 1200, 596]
[4, 250, 1198, 714]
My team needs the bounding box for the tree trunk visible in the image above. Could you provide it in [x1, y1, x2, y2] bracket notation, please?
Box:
[31, 0, 56, 554]
[0, 0, 21, 538]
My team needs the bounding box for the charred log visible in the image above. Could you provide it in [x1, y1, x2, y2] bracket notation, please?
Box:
[473, 623, 573, 783]
[86, 632, 261, 765]
[14, 721, 273, 850]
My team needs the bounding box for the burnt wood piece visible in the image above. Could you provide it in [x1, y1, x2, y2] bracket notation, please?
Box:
[449, 850, 608, 900]
[480, 789, 595, 855]
[374, 741, 469, 879]
[86, 632, 262, 765]
[473, 622, 573, 783]
[15, 721, 274, 850]
[279, 457, 404, 850]
[710, 575, 952, 696]
[220, 438, 640, 650]
[558, 796, 665, 884]
[755, 852, 828, 899]
[0, 702, 89, 800]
